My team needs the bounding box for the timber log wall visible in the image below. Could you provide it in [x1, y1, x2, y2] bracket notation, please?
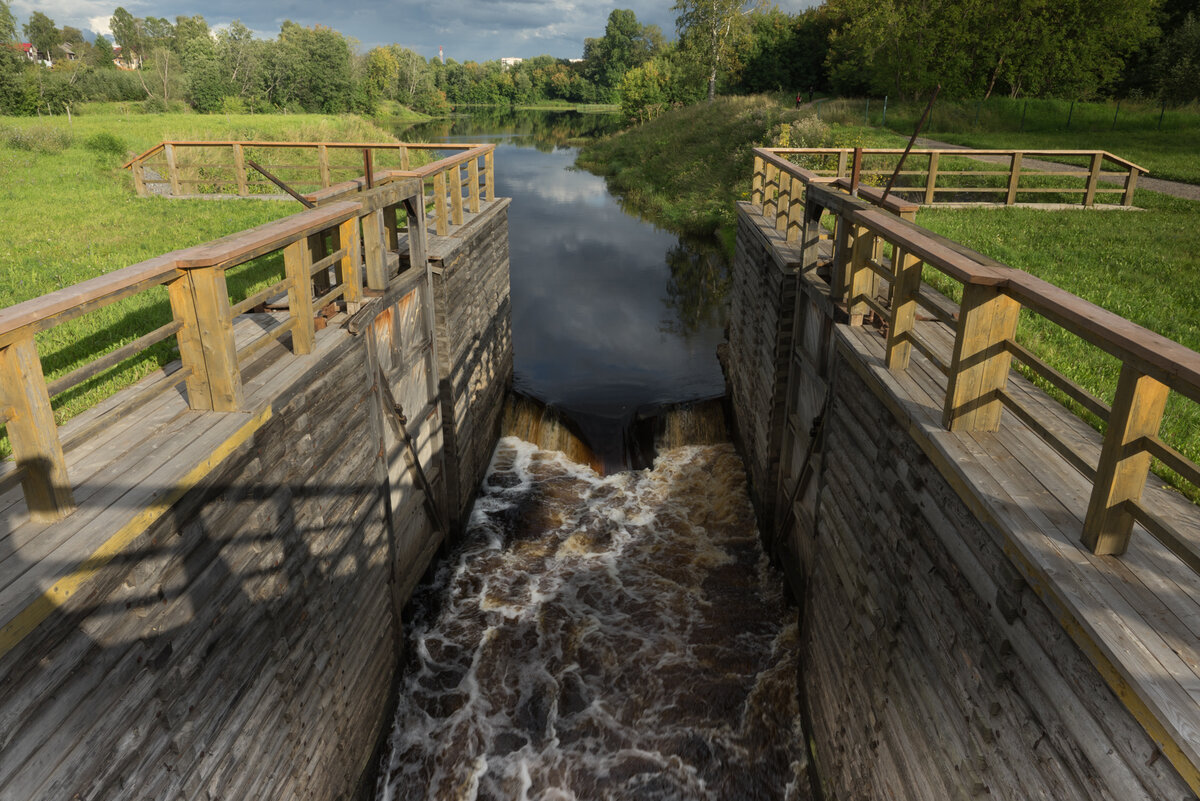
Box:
[0, 200, 512, 800]
[725, 201, 1197, 800]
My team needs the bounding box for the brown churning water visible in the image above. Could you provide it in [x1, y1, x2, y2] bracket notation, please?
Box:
[375, 432, 809, 800]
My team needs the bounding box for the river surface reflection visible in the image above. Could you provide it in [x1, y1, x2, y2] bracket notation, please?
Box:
[398, 110, 730, 458]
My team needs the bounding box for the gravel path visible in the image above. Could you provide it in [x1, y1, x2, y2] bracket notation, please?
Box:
[914, 137, 1200, 202]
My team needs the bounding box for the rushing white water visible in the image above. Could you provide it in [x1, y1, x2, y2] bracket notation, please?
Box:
[377, 437, 809, 801]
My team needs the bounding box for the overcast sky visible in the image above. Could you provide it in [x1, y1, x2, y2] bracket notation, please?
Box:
[13, 0, 818, 62]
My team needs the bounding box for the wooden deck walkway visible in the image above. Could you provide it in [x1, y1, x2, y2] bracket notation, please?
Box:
[838, 317, 1200, 787]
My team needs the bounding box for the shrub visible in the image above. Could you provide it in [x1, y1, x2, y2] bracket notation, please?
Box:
[84, 132, 127, 157]
[2, 125, 73, 154]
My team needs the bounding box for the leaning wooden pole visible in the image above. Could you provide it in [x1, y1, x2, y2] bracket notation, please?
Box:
[881, 84, 941, 205]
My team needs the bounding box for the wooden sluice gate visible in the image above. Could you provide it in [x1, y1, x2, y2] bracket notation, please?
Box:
[0, 147, 513, 799]
[725, 148, 1200, 799]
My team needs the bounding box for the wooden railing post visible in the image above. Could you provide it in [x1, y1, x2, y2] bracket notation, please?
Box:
[318, 144, 331, 188]
[924, 151, 939, 205]
[361, 209, 389, 290]
[450, 163, 465, 226]
[383, 204, 400, 252]
[752, 155, 765, 207]
[776, 172, 791, 234]
[485, 149, 495, 201]
[886, 248, 923, 369]
[836, 150, 849, 178]
[1082, 365, 1169, 555]
[0, 336, 74, 521]
[799, 193, 824, 273]
[232, 144, 249, 197]
[830, 213, 853, 305]
[1122, 166, 1140, 207]
[164, 143, 181, 197]
[763, 162, 780, 221]
[846, 225, 878, 326]
[942, 283, 1021, 431]
[400, 145, 411, 171]
[131, 157, 148, 197]
[168, 267, 243, 411]
[283, 237, 317, 355]
[1084, 152, 1104, 207]
[334, 216, 363, 312]
[1006, 152, 1023, 205]
[785, 177, 803, 242]
[468, 156, 481, 213]
[433, 171, 449, 236]
[309, 231, 331, 299]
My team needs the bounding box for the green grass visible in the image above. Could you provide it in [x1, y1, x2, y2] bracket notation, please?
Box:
[815, 96, 1200, 185]
[579, 94, 1200, 499]
[0, 112, 403, 457]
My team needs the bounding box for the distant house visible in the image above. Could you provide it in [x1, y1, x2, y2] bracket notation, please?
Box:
[58, 43, 78, 62]
[500, 57, 523, 70]
[19, 42, 52, 67]
[112, 44, 141, 70]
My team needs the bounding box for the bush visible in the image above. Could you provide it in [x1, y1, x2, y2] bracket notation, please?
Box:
[2, 125, 73, 154]
[83, 132, 127, 157]
[219, 95, 248, 114]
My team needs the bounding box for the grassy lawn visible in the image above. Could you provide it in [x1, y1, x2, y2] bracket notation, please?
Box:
[0, 112, 403, 456]
[579, 95, 1200, 498]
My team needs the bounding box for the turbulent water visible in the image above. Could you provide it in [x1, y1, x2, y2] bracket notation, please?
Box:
[376, 438, 808, 801]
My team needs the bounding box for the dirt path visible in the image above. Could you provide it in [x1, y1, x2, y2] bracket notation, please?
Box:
[915, 136, 1200, 202]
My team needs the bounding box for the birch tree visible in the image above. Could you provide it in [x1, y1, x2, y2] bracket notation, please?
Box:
[673, 0, 758, 101]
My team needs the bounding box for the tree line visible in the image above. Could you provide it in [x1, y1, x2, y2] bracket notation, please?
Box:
[0, 0, 1196, 119]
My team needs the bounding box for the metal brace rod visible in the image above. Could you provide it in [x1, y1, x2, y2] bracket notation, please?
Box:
[245, 159, 316, 208]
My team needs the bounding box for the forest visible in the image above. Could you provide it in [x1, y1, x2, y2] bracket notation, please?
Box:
[1, 0, 1197, 120]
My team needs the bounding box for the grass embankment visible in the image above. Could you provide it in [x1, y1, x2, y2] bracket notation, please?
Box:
[814, 96, 1200, 185]
[579, 95, 1200, 496]
[0, 112, 402, 456]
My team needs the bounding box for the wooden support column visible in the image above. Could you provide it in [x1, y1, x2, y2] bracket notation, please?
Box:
[830, 213, 853, 305]
[400, 145, 411, 171]
[846, 225, 878, 326]
[763, 163, 779, 220]
[131, 158, 147, 197]
[485, 149, 495, 201]
[924, 152, 939, 205]
[309, 230, 331, 298]
[361, 209, 389, 290]
[283, 238, 316, 355]
[1006, 152, 1023, 205]
[1082, 365, 1169, 555]
[168, 267, 243, 411]
[886, 248, 923, 369]
[942, 283, 1021, 431]
[232, 144, 249, 197]
[433, 171, 449, 236]
[836, 150, 848, 178]
[752, 155, 765, 207]
[334, 216, 363, 312]
[799, 194, 824, 273]
[450, 164, 465, 226]
[468, 157, 481, 213]
[383, 204, 400, 251]
[164, 143, 181, 197]
[1123, 167, 1140, 206]
[0, 336, 74, 521]
[318, 144, 331, 188]
[1084, 152, 1104, 206]
[786, 181, 803, 243]
[776, 172, 792, 234]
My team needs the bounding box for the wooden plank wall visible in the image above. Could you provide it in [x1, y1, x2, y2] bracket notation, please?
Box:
[724, 202, 1195, 800]
[430, 199, 514, 534]
[0, 203, 515, 800]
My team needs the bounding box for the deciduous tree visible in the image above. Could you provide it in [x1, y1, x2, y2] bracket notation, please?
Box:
[23, 12, 60, 63]
[672, 0, 758, 101]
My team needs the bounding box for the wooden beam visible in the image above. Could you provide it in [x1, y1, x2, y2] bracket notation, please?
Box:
[361, 209, 389, 291]
[1084, 152, 1104, 207]
[164, 143, 181, 197]
[318, 144, 331, 188]
[752, 155, 765, 207]
[468, 157, 481, 214]
[776, 171, 792, 234]
[942, 283, 1021, 431]
[383, 204, 400, 252]
[232, 144, 249, 197]
[131, 158, 147, 197]
[1122, 167, 1140, 207]
[433, 171, 449, 236]
[0, 336, 74, 521]
[334, 216, 363, 312]
[1006, 152, 1023, 205]
[283, 238, 316, 355]
[169, 266, 243, 411]
[886, 248, 923, 370]
[1082, 365, 1169, 555]
[485, 149, 495, 201]
[846, 225, 878, 326]
[763, 162, 779, 220]
[924, 151, 939, 205]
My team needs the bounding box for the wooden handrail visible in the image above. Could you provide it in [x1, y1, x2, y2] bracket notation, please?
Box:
[766, 146, 1148, 174]
[122, 140, 486, 170]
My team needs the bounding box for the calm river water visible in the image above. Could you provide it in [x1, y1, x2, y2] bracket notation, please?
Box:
[375, 110, 808, 801]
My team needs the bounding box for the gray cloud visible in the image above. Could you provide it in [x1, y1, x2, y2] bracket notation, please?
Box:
[19, 0, 817, 62]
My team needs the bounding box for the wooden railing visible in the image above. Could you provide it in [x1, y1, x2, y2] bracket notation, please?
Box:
[123, 141, 497, 237]
[751, 147, 1199, 568]
[0, 176, 430, 523]
[753, 147, 1147, 208]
